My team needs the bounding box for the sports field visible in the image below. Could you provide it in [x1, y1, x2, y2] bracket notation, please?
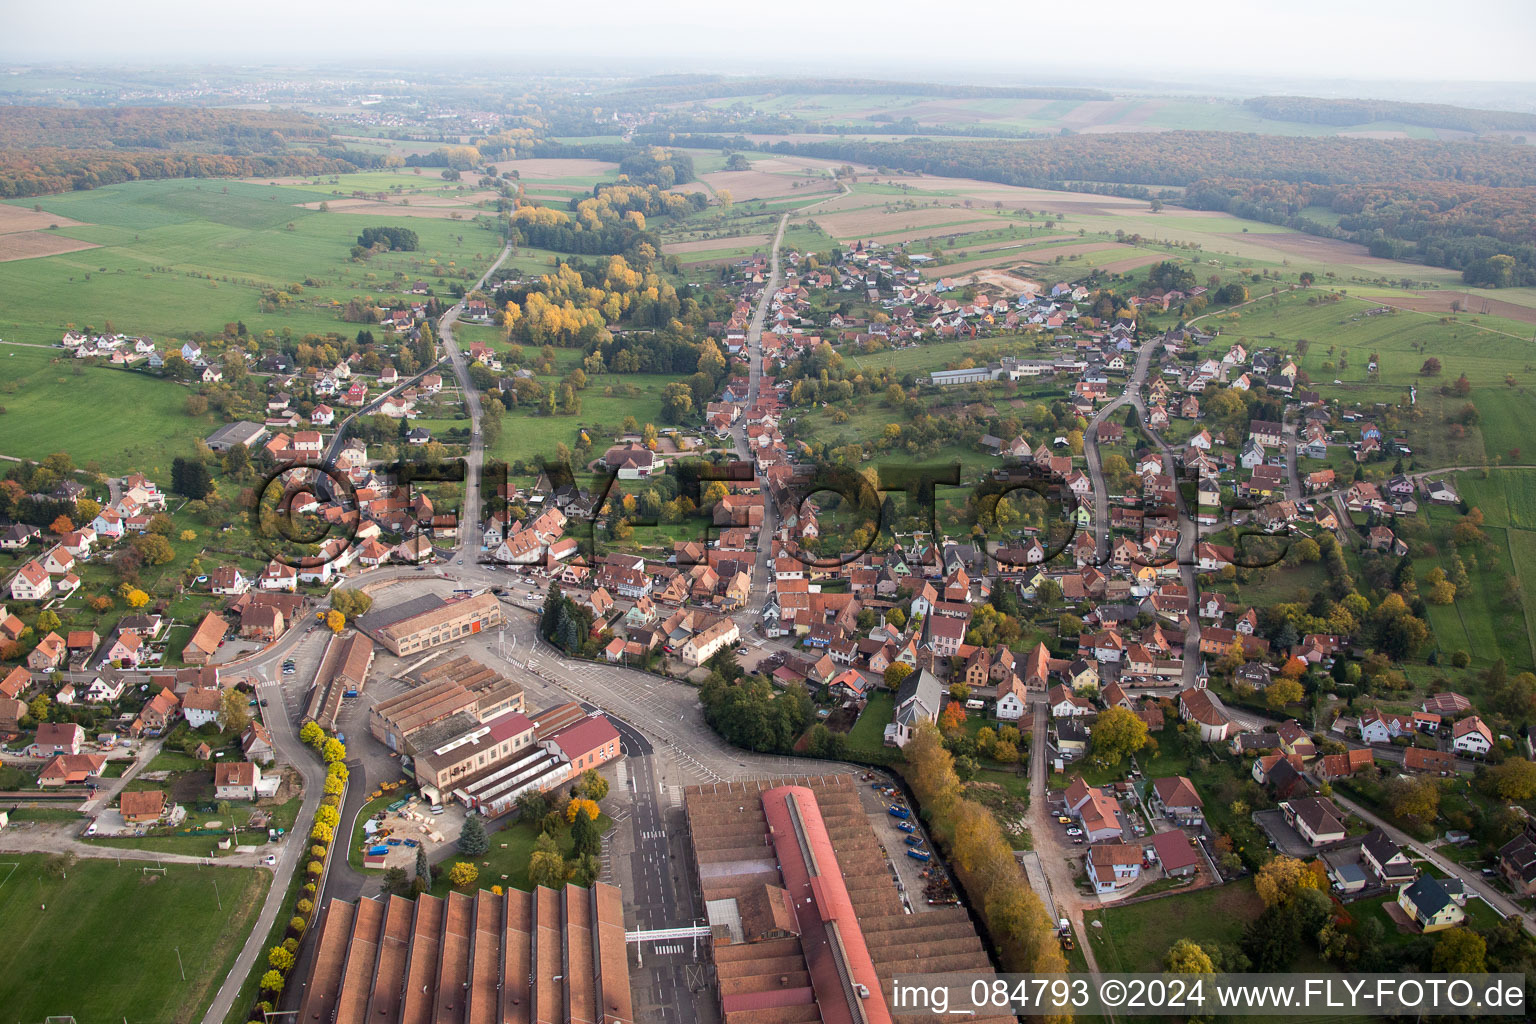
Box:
[0, 854, 269, 1024]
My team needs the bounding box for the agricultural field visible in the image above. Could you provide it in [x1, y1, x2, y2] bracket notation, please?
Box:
[782, 173, 1536, 311]
[488, 373, 677, 471]
[0, 178, 505, 346]
[0, 853, 269, 1024]
[695, 92, 1466, 141]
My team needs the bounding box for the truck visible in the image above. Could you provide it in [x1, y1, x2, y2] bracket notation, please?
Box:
[887, 805, 910, 820]
[905, 848, 932, 862]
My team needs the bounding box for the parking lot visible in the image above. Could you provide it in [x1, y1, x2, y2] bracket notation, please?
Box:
[856, 774, 953, 915]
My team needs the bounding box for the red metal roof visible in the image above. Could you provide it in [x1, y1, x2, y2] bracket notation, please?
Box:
[762, 785, 893, 1024]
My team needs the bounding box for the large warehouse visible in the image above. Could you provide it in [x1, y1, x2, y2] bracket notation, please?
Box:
[295, 883, 633, 1024]
[356, 590, 503, 656]
[685, 775, 1014, 1024]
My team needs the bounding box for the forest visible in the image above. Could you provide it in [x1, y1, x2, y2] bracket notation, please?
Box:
[747, 132, 1536, 188]
[605, 75, 1111, 104]
[1183, 178, 1536, 286]
[1243, 96, 1536, 134]
[0, 106, 382, 198]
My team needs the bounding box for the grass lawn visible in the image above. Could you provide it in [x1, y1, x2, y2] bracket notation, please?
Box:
[0, 853, 269, 1024]
[1084, 877, 1263, 972]
[430, 812, 612, 896]
[844, 691, 895, 756]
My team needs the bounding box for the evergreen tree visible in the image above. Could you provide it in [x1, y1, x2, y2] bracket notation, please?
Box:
[540, 584, 564, 639]
[571, 808, 601, 860]
[458, 813, 490, 856]
[415, 842, 432, 887]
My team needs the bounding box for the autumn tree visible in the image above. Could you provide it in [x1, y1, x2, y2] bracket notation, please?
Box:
[938, 702, 967, 733]
[576, 768, 609, 802]
[528, 833, 566, 889]
[1431, 928, 1486, 973]
[326, 609, 346, 632]
[565, 797, 600, 823]
[884, 662, 914, 690]
[1254, 855, 1323, 909]
[447, 861, 479, 890]
[1090, 706, 1149, 765]
[1165, 938, 1216, 974]
[50, 515, 74, 535]
[1266, 678, 1305, 710]
[132, 533, 174, 565]
[221, 688, 250, 733]
[1485, 758, 1536, 801]
[1385, 775, 1440, 827]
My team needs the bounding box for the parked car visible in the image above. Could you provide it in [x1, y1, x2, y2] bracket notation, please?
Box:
[1065, 827, 1083, 837]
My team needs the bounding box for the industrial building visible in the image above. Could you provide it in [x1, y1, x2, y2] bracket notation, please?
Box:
[685, 775, 1013, 1024]
[295, 884, 633, 1024]
[357, 591, 503, 656]
[366, 656, 525, 754]
[305, 630, 375, 730]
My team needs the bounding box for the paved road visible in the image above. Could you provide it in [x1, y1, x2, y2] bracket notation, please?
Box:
[1082, 330, 1202, 685]
[435, 243, 514, 563]
[1026, 701, 1103, 975]
[198, 640, 330, 1024]
[737, 211, 787, 616]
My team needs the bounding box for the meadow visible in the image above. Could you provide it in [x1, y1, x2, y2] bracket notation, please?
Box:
[0, 853, 269, 1024]
[0, 344, 219, 467]
[0, 178, 505, 345]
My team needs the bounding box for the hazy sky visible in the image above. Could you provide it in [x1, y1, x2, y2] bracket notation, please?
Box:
[4, 0, 1535, 85]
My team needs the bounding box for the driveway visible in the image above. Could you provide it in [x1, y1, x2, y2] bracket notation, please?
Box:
[1252, 807, 1318, 858]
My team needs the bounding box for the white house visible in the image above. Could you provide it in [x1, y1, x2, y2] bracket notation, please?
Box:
[214, 761, 261, 802]
[84, 676, 126, 703]
[1087, 844, 1143, 895]
[180, 687, 223, 729]
[9, 561, 52, 602]
[995, 678, 1027, 721]
[1451, 716, 1493, 757]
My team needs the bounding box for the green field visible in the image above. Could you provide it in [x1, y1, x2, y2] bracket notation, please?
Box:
[844, 691, 895, 757]
[1084, 877, 1264, 972]
[489, 374, 673, 467]
[0, 853, 269, 1024]
[0, 344, 219, 467]
[1, 178, 504, 346]
[429, 811, 612, 896]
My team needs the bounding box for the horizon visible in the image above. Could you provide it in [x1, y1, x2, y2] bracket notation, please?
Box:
[3, 0, 1534, 93]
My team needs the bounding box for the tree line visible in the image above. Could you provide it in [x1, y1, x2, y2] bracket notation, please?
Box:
[1244, 95, 1536, 134]
[1183, 178, 1536, 286]
[665, 131, 1536, 189]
